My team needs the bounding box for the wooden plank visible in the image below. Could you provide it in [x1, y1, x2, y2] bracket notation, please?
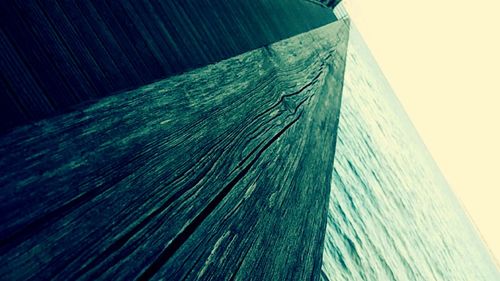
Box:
[0, 1, 67, 110]
[228, 1, 261, 48]
[196, 1, 232, 59]
[0, 21, 350, 280]
[103, 0, 166, 79]
[13, 0, 93, 104]
[128, 1, 182, 73]
[0, 30, 52, 122]
[171, 0, 223, 65]
[112, 0, 172, 76]
[75, 1, 142, 87]
[0, 0, 338, 137]
[87, 0, 152, 84]
[57, 0, 128, 93]
[0, 74, 27, 132]
[148, 0, 200, 68]
[38, 0, 105, 97]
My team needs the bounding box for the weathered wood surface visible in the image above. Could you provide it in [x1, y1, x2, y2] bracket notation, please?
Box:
[0, 21, 350, 280]
[0, 0, 337, 133]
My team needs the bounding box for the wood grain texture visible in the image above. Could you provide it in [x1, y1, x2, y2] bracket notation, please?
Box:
[0, 20, 350, 280]
[0, 0, 337, 133]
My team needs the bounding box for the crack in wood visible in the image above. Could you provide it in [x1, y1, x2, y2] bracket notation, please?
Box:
[0, 20, 350, 280]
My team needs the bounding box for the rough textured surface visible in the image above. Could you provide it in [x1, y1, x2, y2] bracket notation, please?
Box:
[309, 0, 343, 8]
[0, 21, 350, 280]
[0, 0, 336, 132]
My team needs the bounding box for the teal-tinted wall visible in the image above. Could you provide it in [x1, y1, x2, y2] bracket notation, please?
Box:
[0, 0, 336, 133]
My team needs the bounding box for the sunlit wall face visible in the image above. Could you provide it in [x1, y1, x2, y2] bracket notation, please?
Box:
[341, 0, 500, 263]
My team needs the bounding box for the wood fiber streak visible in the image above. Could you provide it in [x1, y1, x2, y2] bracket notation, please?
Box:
[0, 21, 350, 280]
[0, 0, 337, 133]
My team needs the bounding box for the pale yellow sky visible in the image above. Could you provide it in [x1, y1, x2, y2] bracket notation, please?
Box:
[341, 0, 500, 263]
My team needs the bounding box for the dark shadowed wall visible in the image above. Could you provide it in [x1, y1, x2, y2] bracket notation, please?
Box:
[0, 0, 336, 133]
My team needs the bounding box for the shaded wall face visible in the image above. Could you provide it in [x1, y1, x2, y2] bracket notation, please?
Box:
[0, 0, 336, 133]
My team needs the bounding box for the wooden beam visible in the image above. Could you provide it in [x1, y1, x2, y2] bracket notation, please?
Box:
[0, 0, 337, 132]
[0, 20, 350, 280]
